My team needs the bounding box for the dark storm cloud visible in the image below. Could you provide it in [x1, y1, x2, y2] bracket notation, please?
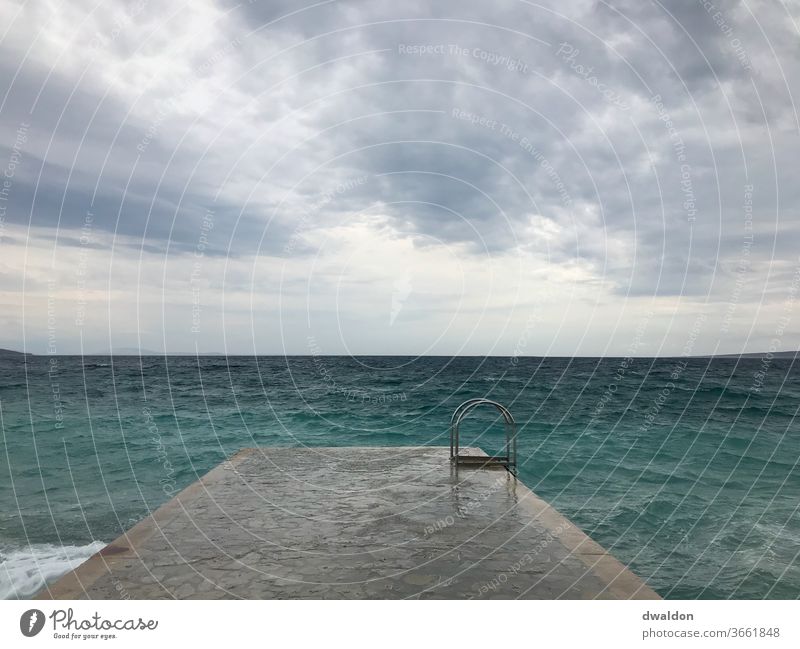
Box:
[1, 0, 798, 307]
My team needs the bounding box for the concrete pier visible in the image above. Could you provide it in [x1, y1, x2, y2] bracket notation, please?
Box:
[39, 447, 660, 599]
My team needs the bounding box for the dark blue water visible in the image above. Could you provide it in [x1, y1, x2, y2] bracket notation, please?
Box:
[1, 355, 798, 598]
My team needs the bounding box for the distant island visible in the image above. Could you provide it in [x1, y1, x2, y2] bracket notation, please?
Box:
[0, 348, 33, 357]
[0, 347, 222, 356]
[710, 351, 798, 359]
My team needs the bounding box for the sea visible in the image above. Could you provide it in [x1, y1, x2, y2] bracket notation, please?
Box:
[1, 354, 798, 599]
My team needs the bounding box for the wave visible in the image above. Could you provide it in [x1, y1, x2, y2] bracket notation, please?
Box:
[0, 540, 106, 599]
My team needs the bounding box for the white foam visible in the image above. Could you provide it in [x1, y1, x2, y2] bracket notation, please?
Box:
[0, 541, 106, 599]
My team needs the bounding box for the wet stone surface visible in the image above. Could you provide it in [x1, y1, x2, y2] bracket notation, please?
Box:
[39, 447, 660, 599]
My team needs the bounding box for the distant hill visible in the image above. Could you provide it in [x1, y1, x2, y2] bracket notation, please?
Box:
[92, 347, 164, 356]
[0, 348, 33, 357]
[90, 348, 226, 356]
[712, 351, 798, 359]
[0, 347, 225, 356]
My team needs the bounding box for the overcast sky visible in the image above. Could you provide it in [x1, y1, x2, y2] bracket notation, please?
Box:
[0, 0, 798, 355]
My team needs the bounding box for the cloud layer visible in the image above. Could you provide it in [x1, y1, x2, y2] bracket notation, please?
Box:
[1, 0, 798, 355]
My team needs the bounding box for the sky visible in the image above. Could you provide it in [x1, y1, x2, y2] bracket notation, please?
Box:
[0, 0, 798, 356]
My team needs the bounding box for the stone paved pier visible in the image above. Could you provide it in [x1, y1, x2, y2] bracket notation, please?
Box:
[39, 447, 660, 599]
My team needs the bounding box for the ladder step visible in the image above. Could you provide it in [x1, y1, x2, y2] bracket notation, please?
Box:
[453, 455, 510, 464]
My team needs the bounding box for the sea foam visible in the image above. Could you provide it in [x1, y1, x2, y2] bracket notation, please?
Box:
[0, 541, 106, 599]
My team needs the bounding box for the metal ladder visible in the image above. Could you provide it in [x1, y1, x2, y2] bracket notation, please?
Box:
[449, 398, 517, 473]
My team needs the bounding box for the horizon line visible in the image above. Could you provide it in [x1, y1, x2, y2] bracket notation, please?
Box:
[1, 348, 797, 360]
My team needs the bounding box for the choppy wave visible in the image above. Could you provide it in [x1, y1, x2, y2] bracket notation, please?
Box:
[0, 541, 106, 599]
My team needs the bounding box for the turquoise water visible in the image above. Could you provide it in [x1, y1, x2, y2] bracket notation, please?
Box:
[1, 355, 798, 598]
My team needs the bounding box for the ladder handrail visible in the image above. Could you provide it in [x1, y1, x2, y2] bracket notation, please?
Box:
[451, 398, 515, 427]
[450, 399, 517, 471]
